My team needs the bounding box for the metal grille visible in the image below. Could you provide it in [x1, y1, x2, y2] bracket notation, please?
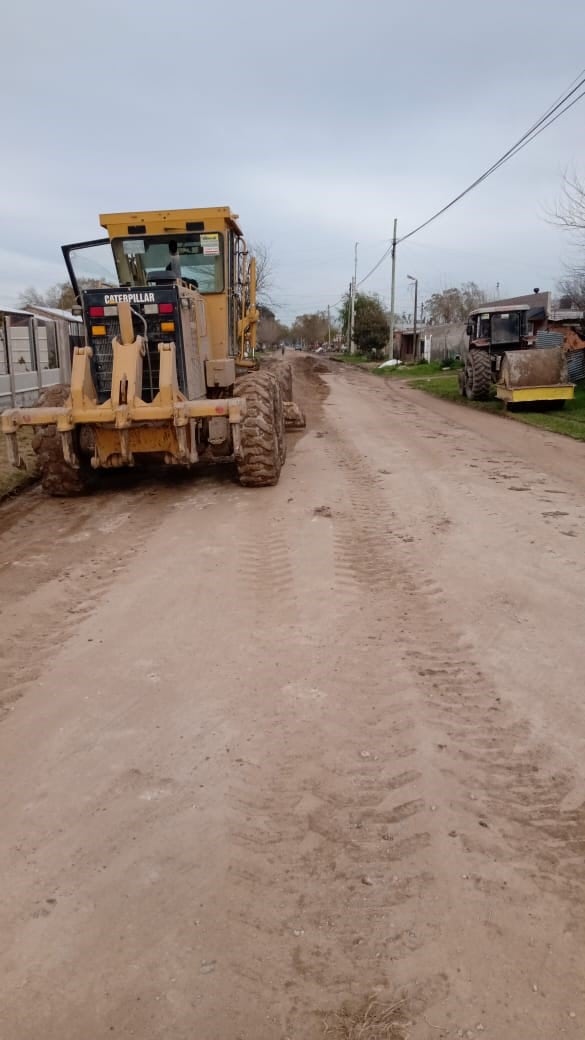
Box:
[90, 318, 184, 403]
[91, 333, 115, 401]
[535, 331, 563, 348]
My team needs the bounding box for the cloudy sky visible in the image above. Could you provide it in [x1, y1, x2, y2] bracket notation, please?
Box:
[1, 0, 585, 322]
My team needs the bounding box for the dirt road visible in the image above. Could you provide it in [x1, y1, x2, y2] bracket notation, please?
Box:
[1, 356, 585, 1040]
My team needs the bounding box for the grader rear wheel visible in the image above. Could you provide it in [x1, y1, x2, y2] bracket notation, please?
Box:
[260, 358, 306, 428]
[260, 359, 293, 402]
[235, 372, 283, 486]
[264, 371, 287, 466]
[273, 361, 293, 403]
[31, 385, 93, 497]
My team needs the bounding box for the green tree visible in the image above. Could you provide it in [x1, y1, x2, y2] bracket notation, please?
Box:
[290, 311, 329, 345]
[340, 292, 390, 356]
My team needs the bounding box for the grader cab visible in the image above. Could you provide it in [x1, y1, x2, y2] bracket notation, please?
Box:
[2, 207, 299, 494]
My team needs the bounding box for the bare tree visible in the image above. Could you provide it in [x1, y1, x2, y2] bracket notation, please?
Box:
[424, 282, 487, 324]
[552, 172, 585, 308]
[18, 286, 49, 309]
[19, 282, 76, 310]
[18, 279, 104, 312]
[250, 242, 274, 303]
[553, 171, 585, 239]
[556, 273, 585, 310]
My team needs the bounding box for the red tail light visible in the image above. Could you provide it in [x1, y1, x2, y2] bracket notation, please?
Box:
[158, 303, 174, 314]
[89, 305, 104, 317]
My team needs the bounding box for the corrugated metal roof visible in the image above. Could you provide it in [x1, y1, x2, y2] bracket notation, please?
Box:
[549, 309, 584, 322]
[483, 291, 551, 312]
[567, 349, 585, 382]
[0, 305, 37, 317]
[469, 303, 531, 316]
[27, 305, 81, 322]
[0, 304, 81, 323]
[536, 331, 563, 347]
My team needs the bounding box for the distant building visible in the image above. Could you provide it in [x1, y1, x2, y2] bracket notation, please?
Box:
[394, 289, 583, 362]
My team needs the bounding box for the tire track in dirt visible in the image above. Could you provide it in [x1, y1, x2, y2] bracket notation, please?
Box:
[318, 366, 585, 1035]
[2, 356, 584, 1039]
[332, 411, 585, 897]
[237, 514, 299, 625]
[0, 478, 212, 718]
[221, 363, 450, 1036]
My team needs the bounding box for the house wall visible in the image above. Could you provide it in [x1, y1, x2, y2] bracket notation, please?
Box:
[396, 322, 468, 361]
[423, 323, 468, 360]
[0, 313, 78, 409]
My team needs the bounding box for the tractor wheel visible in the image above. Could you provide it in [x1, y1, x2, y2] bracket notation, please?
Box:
[32, 385, 92, 497]
[235, 372, 283, 486]
[463, 350, 492, 400]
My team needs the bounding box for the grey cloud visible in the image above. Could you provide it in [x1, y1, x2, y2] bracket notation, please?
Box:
[1, 0, 584, 318]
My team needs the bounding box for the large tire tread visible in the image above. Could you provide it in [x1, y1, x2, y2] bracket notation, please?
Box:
[464, 350, 492, 401]
[235, 372, 284, 486]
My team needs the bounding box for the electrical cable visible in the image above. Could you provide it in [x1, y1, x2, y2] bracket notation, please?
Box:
[355, 68, 585, 287]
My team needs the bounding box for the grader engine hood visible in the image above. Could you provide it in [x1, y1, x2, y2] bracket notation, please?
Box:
[83, 286, 187, 404]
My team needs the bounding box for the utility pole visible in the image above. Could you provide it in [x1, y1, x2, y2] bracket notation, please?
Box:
[413, 280, 418, 362]
[347, 281, 352, 352]
[388, 219, 398, 358]
[408, 274, 418, 362]
[327, 304, 331, 350]
[349, 241, 358, 355]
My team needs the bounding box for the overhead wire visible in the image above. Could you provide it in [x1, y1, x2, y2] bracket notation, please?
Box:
[294, 66, 585, 317]
[398, 80, 585, 246]
[355, 67, 585, 287]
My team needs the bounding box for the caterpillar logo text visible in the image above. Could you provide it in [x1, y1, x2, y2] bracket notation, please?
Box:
[104, 292, 156, 305]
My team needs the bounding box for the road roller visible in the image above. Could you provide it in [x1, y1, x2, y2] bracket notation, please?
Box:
[459, 304, 575, 406]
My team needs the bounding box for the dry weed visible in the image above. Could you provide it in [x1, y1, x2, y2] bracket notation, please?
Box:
[322, 995, 408, 1040]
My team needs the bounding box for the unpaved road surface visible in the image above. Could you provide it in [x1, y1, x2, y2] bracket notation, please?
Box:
[1, 356, 585, 1040]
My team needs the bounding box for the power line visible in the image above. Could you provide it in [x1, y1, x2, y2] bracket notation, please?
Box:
[356, 66, 585, 287]
[399, 80, 585, 246]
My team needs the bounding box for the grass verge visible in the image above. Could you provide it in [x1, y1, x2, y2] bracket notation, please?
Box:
[375, 360, 460, 380]
[332, 356, 461, 379]
[410, 373, 585, 442]
[330, 353, 375, 367]
[0, 429, 38, 500]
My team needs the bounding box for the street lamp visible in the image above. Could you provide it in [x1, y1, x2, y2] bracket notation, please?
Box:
[407, 275, 418, 362]
[350, 242, 358, 355]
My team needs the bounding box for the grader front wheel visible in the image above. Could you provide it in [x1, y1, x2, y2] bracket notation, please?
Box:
[235, 372, 283, 486]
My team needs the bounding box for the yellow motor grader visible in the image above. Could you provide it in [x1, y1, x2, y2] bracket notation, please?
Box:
[2, 207, 300, 494]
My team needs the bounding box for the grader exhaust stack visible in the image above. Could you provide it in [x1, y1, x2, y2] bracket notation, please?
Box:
[2, 207, 303, 494]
